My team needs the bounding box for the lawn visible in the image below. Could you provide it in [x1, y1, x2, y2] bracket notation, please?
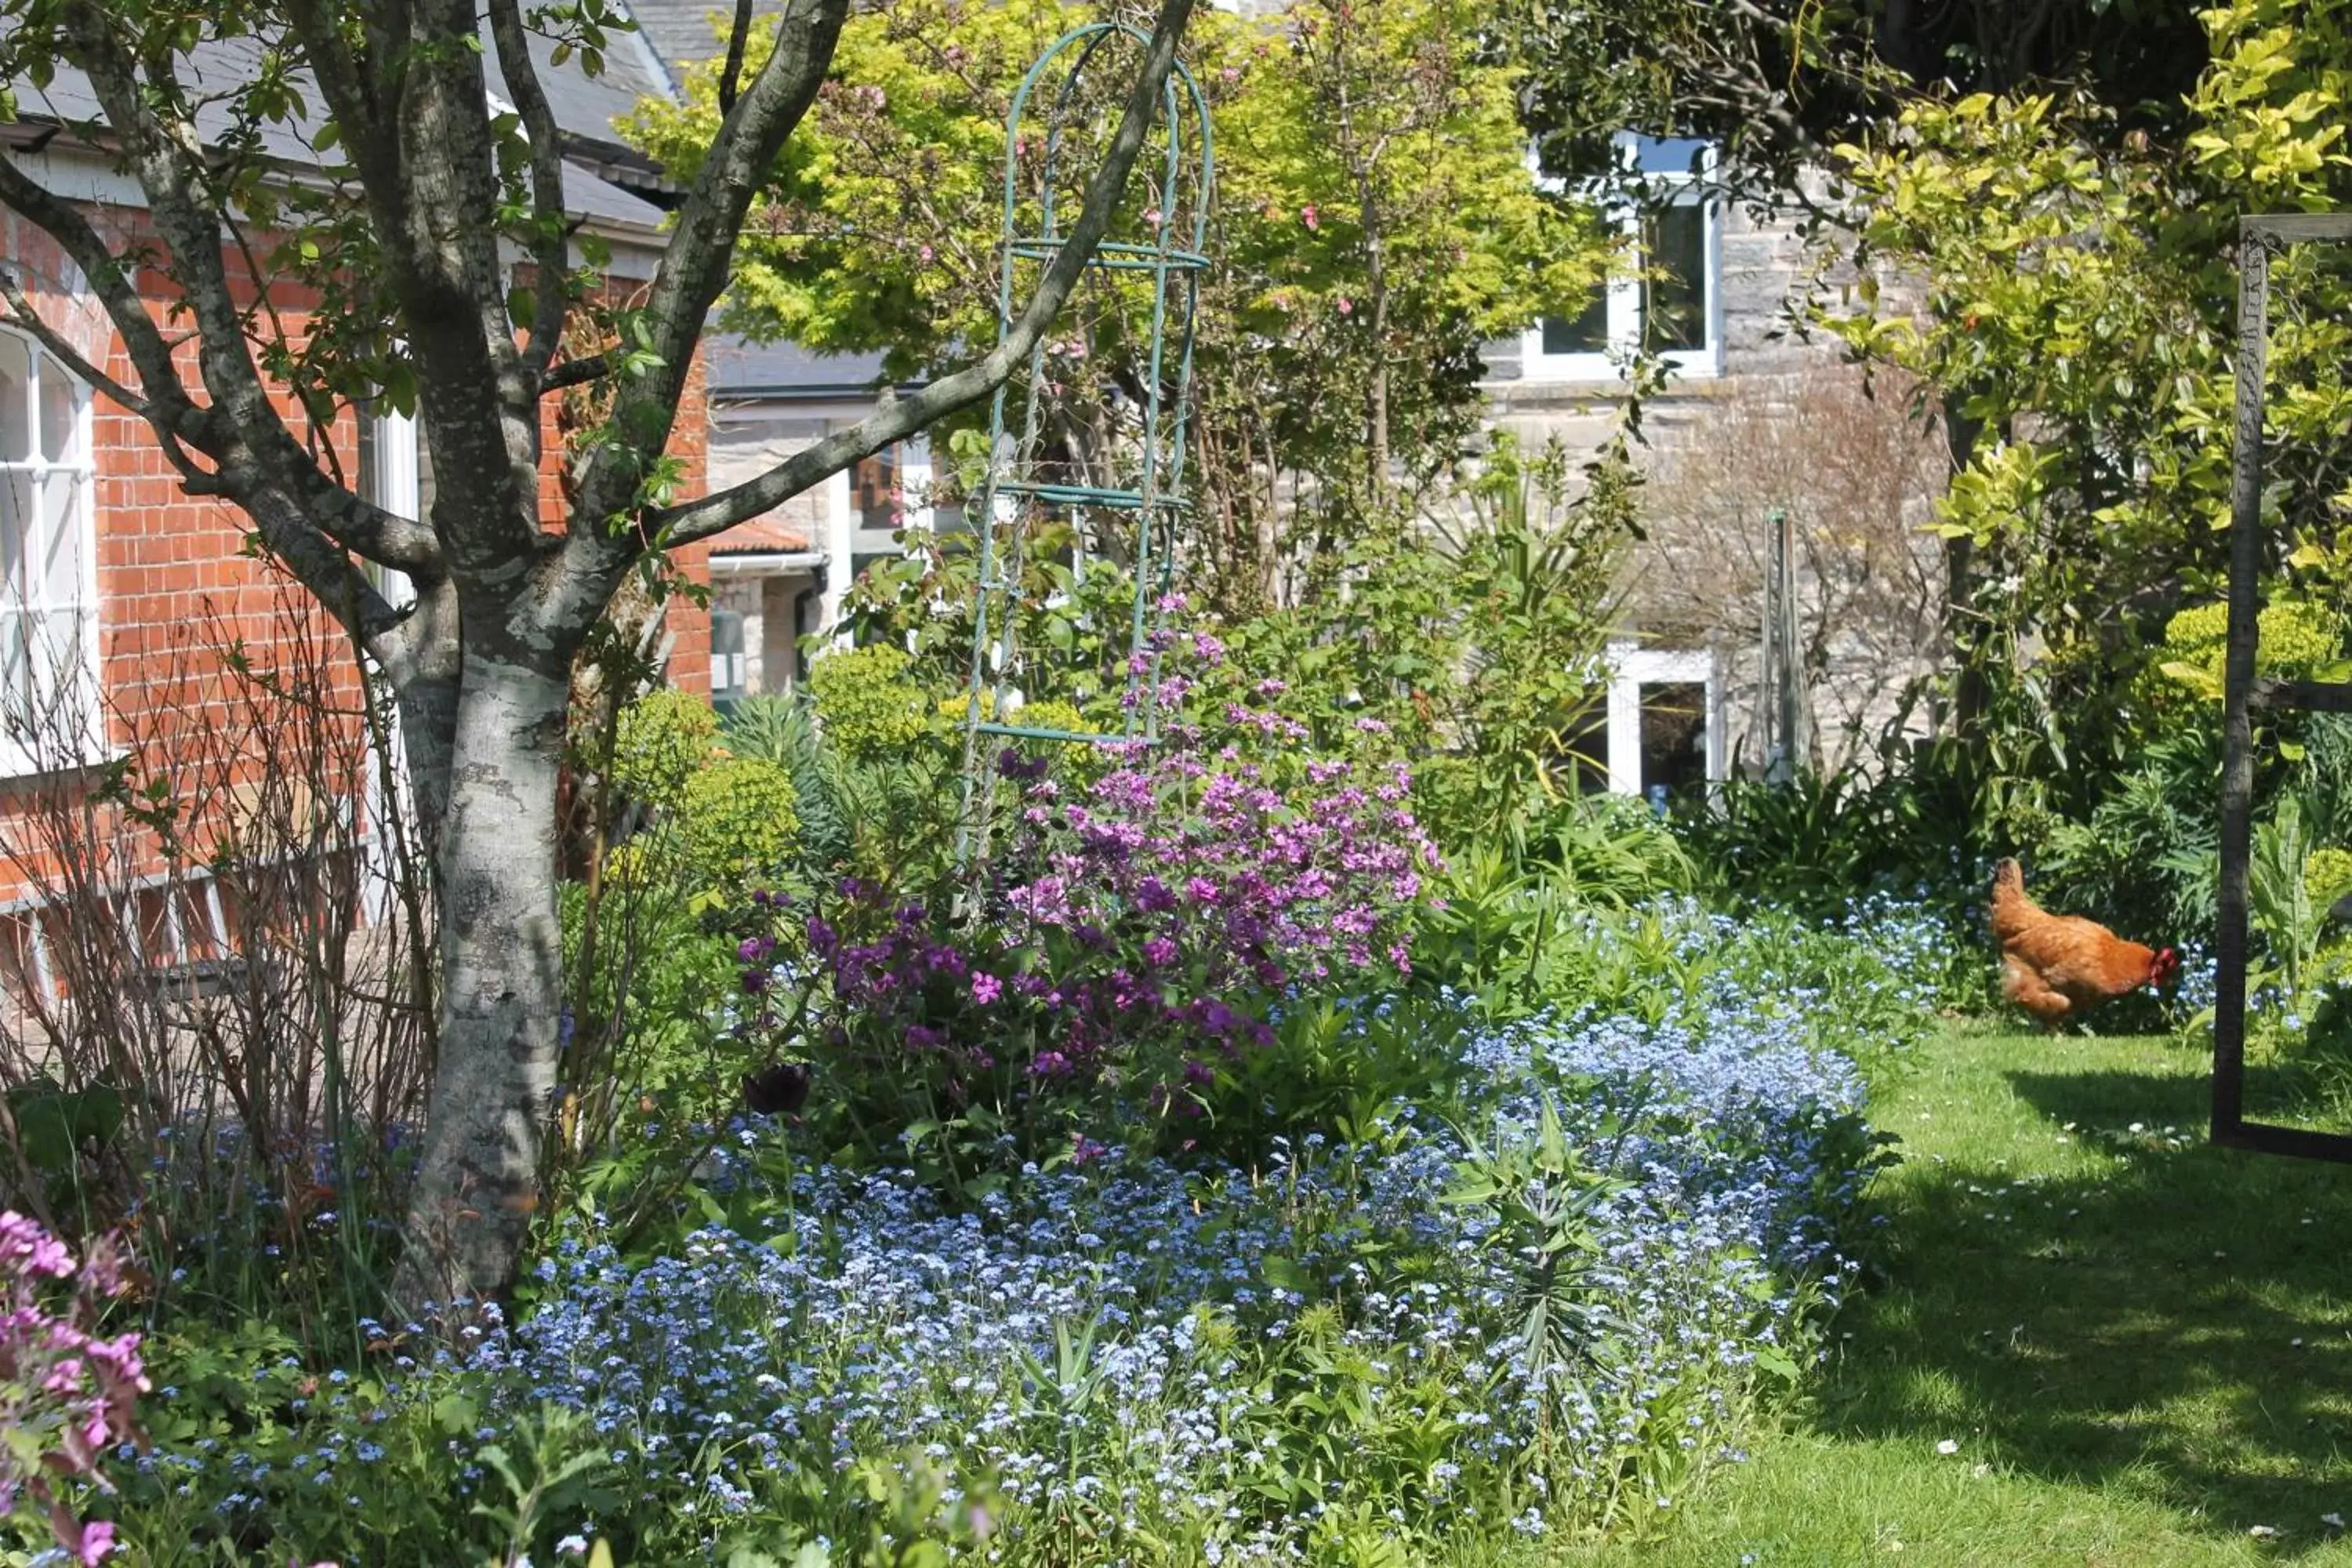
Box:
[1554, 1022, 2352, 1566]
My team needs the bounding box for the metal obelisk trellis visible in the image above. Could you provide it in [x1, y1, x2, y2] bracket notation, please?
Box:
[953, 21, 1212, 872]
[2212, 212, 2352, 1165]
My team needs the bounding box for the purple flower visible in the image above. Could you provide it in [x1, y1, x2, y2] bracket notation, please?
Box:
[1142, 936, 1180, 968]
[971, 972, 1004, 1005]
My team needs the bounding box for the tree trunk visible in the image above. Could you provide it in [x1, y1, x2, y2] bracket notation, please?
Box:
[393, 650, 571, 1308]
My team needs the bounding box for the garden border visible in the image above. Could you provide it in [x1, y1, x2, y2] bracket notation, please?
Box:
[2212, 212, 2352, 1165]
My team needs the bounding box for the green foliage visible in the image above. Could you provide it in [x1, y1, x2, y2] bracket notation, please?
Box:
[1674, 768, 1970, 924]
[1191, 995, 1479, 1160]
[673, 756, 801, 898]
[610, 688, 723, 810]
[2306, 844, 2352, 910]
[2034, 725, 2222, 942]
[1446, 1096, 1623, 1385]
[844, 445, 1633, 851]
[2153, 595, 2345, 701]
[2252, 793, 2321, 1007]
[722, 691, 853, 873]
[122, 1319, 615, 1565]
[628, 0, 1611, 612]
[1824, 4, 2352, 839]
[809, 644, 934, 763]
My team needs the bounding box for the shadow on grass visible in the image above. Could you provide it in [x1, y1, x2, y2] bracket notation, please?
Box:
[1809, 1054, 2352, 1550]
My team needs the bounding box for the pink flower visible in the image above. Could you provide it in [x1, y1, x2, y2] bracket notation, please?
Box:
[58, 1517, 115, 1566]
[1336, 296, 1353, 316]
[1301, 202, 1319, 230]
[1, 1211, 74, 1278]
[971, 972, 1003, 1005]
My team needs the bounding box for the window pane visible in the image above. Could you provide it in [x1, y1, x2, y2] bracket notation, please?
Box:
[1643, 203, 1709, 354]
[0, 608, 26, 732]
[40, 472, 82, 606]
[0, 468, 31, 601]
[0, 336, 29, 463]
[1541, 289, 1610, 357]
[854, 448, 898, 532]
[38, 364, 78, 464]
[1629, 136, 1710, 176]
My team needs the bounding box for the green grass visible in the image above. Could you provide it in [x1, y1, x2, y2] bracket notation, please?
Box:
[1545, 1022, 2352, 1566]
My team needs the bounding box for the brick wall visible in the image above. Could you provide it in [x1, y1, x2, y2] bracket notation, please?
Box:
[0, 203, 712, 913]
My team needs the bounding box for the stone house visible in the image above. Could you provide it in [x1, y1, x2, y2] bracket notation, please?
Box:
[1485, 141, 1948, 795]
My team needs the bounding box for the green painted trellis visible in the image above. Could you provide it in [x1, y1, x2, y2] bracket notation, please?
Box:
[953, 20, 1213, 870]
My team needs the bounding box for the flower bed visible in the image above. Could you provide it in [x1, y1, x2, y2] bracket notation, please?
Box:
[103, 899, 1928, 1566]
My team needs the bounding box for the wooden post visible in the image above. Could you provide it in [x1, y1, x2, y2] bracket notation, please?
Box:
[2213, 223, 2267, 1147]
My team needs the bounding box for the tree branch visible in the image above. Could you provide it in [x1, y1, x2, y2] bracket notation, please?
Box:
[560, 0, 851, 554]
[718, 0, 757, 114]
[541, 351, 611, 393]
[652, 0, 1200, 548]
[485, 0, 575, 384]
[0, 149, 205, 433]
[0, 84, 442, 583]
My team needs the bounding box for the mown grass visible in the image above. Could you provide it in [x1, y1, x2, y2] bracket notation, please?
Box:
[1540, 1022, 2352, 1566]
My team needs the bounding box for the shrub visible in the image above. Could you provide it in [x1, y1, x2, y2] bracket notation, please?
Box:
[810, 644, 932, 761]
[674, 757, 801, 897]
[731, 674, 1445, 1179]
[722, 692, 855, 877]
[610, 687, 722, 809]
[3, 1214, 147, 1566]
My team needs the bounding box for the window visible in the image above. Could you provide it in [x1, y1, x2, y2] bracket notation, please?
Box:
[356, 401, 426, 609]
[0, 330, 100, 775]
[1524, 136, 1722, 383]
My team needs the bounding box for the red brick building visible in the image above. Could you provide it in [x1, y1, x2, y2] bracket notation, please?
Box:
[0, 31, 711, 994]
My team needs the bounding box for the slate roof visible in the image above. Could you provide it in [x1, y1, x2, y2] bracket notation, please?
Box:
[0, 19, 677, 230]
[621, 0, 736, 71]
[706, 339, 895, 398]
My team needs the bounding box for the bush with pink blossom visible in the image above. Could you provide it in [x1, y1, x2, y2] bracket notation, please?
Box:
[729, 648, 1445, 1180]
[2, 1211, 148, 1566]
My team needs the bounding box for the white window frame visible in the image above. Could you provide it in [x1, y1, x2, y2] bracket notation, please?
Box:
[0, 328, 102, 779]
[1522, 135, 1725, 384]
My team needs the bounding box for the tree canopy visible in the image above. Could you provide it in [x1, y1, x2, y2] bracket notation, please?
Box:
[630, 0, 1610, 611]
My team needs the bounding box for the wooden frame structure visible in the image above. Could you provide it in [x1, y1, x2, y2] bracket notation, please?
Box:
[2212, 212, 2352, 1163]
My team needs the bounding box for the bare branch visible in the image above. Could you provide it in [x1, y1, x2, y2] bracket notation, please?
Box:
[485, 0, 575, 384]
[653, 0, 1200, 548]
[561, 0, 851, 550]
[719, 0, 757, 114]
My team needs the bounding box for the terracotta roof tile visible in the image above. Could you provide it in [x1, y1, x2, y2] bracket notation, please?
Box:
[712, 517, 813, 554]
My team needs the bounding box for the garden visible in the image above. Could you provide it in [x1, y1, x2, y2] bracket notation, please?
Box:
[9, 0, 2352, 1563]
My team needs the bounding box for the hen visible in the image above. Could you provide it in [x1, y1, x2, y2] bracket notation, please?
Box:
[1989, 858, 2180, 1027]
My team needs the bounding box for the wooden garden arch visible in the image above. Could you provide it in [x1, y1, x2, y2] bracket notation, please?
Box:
[2212, 212, 2352, 1163]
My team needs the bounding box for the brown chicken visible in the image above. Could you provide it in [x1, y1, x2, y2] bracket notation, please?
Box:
[1989, 858, 2180, 1027]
